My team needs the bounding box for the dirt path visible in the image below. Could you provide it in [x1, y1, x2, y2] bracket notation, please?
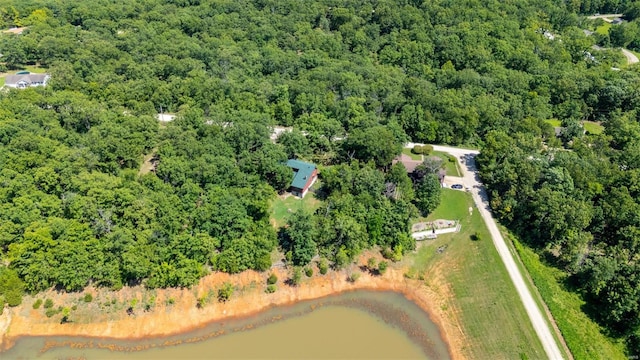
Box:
[0, 255, 465, 359]
[405, 143, 566, 360]
[621, 48, 639, 64]
[587, 13, 623, 21]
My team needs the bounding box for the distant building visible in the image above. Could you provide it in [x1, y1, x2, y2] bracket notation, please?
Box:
[4, 72, 50, 89]
[2, 27, 26, 35]
[156, 113, 176, 122]
[286, 159, 318, 198]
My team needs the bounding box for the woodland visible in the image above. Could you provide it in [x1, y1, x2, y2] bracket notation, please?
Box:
[0, 0, 640, 354]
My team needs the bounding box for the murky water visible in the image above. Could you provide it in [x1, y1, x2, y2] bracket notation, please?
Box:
[3, 290, 450, 359]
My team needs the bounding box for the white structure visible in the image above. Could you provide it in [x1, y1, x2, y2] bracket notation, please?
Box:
[4, 73, 50, 89]
[156, 113, 176, 122]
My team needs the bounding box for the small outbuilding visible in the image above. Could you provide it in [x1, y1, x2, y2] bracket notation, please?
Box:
[286, 159, 318, 198]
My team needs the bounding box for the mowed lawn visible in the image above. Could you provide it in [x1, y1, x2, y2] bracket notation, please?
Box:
[402, 147, 422, 160]
[596, 22, 611, 35]
[408, 189, 547, 359]
[545, 119, 562, 127]
[583, 121, 604, 135]
[270, 193, 321, 227]
[431, 151, 461, 177]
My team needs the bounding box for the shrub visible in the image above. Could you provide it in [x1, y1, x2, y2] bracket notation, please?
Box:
[44, 299, 54, 309]
[267, 273, 278, 285]
[318, 259, 328, 275]
[83, 293, 93, 303]
[33, 299, 43, 309]
[145, 295, 156, 311]
[381, 247, 395, 260]
[378, 261, 388, 275]
[348, 272, 361, 283]
[412, 145, 433, 155]
[61, 307, 71, 323]
[305, 267, 313, 277]
[197, 296, 207, 308]
[166, 297, 175, 305]
[367, 257, 377, 270]
[217, 282, 234, 302]
[266, 284, 277, 293]
[4, 290, 23, 307]
[45, 308, 58, 318]
[290, 267, 302, 286]
[71, 305, 77, 311]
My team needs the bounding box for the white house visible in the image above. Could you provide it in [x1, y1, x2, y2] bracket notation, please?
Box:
[4, 73, 50, 89]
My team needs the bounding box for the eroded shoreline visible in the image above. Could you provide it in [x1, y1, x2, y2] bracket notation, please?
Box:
[0, 259, 465, 359]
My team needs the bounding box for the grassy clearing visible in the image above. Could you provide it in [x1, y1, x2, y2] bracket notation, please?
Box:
[270, 193, 321, 227]
[545, 119, 562, 127]
[138, 150, 157, 176]
[596, 23, 611, 35]
[512, 238, 628, 360]
[402, 147, 422, 161]
[408, 189, 546, 359]
[22, 65, 47, 73]
[431, 151, 461, 177]
[583, 121, 604, 135]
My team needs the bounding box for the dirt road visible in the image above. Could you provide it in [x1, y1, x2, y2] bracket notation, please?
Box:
[406, 143, 565, 359]
[621, 48, 639, 64]
[586, 13, 623, 22]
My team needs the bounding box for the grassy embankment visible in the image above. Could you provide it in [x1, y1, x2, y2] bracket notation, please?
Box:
[407, 189, 547, 359]
[511, 236, 628, 359]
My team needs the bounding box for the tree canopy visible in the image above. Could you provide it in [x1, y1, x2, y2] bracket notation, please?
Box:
[1, 0, 640, 353]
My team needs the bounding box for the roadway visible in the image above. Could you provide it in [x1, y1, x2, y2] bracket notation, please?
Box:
[408, 143, 565, 360]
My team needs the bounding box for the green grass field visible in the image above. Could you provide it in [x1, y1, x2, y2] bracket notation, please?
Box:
[22, 65, 48, 73]
[512, 238, 627, 360]
[431, 151, 461, 177]
[270, 193, 321, 227]
[596, 23, 611, 35]
[545, 119, 562, 127]
[402, 147, 422, 161]
[583, 121, 604, 135]
[407, 189, 547, 359]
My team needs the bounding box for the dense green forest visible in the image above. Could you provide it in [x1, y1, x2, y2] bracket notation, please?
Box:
[1, 0, 640, 354]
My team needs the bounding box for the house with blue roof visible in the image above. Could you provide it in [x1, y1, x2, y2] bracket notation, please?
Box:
[286, 159, 318, 198]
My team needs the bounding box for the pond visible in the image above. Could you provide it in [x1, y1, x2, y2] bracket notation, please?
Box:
[2, 290, 450, 359]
